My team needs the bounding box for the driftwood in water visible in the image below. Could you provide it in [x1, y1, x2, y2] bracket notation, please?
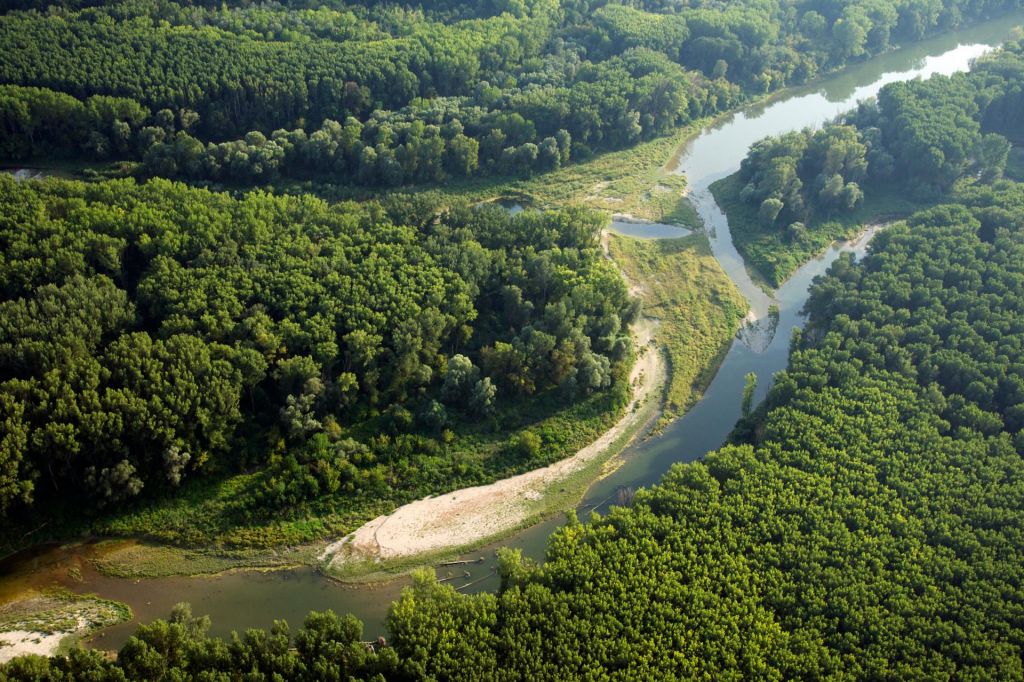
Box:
[583, 485, 637, 512]
[456, 568, 496, 590]
[438, 570, 472, 583]
[439, 557, 484, 566]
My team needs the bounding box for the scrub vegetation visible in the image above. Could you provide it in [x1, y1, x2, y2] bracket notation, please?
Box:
[606, 233, 746, 427]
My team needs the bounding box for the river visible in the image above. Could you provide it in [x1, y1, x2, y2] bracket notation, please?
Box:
[2, 11, 1022, 650]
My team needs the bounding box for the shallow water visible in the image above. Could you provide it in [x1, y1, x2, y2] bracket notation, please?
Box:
[608, 217, 692, 239]
[2, 11, 1022, 651]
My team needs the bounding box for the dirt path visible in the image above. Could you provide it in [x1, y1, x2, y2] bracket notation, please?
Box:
[320, 313, 665, 572]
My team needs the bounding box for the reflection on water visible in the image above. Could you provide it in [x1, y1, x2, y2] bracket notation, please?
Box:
[1, 11, 1022, 653]
[87, 567, 407, 647]
[494, 202, 693, 240]
[0, 540, 406, 649]
[4, 168, 46, 181]
[675, 12, 1024, 326]
[736, 306, 781, 354]
[495, 199, 525, 215]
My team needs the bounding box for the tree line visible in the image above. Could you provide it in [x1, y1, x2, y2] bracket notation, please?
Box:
[720, 39, 1024, 285]
[6, 176, 1024, 681]
[0, 51, 734, 185]
[3, 0, 1022, 187]
[0, 0, 561, 137]
[0, 176, 635, 534]
[139, 49, 726, 185]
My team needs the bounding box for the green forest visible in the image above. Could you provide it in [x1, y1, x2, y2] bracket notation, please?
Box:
[6, 169, 1024, 682]
[0, 176, 637, 547]
[3, 0, 1024, 679]
[379, 180, 1024, 679]
[714, 37, 1024, 286]
[2, 0, 1021, 188]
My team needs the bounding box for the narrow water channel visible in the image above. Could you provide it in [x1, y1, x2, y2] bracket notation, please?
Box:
[2, 11, 1022, 650]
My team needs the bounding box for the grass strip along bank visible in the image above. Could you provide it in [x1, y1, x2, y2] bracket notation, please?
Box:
[606, 232, 747, 430]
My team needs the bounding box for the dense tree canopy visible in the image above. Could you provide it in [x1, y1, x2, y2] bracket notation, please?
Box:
[720, 40, 1024, 286]
[0, 176, 635, 531]
[3, 1, 1024, 679]
[2, 0, 1020, 186]
[6, 179, 1024, 681]
[376, 178, 1024, 679]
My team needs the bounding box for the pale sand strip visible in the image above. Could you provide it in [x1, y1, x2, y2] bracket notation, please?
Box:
[321, 316, 664, 571]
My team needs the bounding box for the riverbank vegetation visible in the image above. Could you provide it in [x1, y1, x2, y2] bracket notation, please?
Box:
[606, 233, 746, 428]
[3, 0, 1022, 192]
[0, 604, 400, 680]
[376, 178, 1024, 678]
[713, 38, 1024, 287]
[0, 176, 637, 551]
[401, 122, 705, 227]
[0, 591, 130, 663]
[7, 176, 1024, 680]
[87, 541, 317, 580]
[712, 173, 926, 288]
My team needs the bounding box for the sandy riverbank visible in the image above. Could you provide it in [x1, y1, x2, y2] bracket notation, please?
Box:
[0, 628, 70, 663]
[320, 312, 665, 573]
[0, 593, 129, 663]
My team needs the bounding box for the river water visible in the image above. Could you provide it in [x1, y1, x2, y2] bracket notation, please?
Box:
[2, 11, 1022, 650]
